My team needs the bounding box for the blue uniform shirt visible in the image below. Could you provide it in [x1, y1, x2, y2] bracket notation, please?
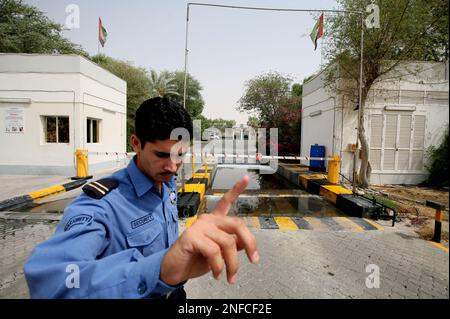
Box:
[24, 157, 183, 298]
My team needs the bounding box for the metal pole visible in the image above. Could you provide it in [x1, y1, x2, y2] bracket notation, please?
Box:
[352, 13, 364, 193]
[181, 4, 190, 193]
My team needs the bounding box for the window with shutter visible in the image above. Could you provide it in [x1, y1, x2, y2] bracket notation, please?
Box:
[369, 115, 383, 170]
[397, 115, 412, 170]
[411, 115, 426, 171]
[383, 114, 397, 170]
[369, 113, 425, 173]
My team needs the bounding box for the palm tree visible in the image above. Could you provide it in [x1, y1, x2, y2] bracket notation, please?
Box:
[148, 69, 180, 98]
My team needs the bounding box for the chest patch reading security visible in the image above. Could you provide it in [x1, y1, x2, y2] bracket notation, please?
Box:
[169, 190, 177, 205]
[131, 214, 154, 229]
[64, 214, 93, 231]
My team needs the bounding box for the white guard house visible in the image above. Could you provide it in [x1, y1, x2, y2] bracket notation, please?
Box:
[301, 61, 449, 185]
[0, 54, 127, 175]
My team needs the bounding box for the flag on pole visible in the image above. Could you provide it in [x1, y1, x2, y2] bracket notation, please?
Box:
[310, 13, 324, 51]
[98, 17, 108, 47]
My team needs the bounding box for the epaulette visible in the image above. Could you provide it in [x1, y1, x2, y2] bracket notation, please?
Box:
[82, 178, 118, 199]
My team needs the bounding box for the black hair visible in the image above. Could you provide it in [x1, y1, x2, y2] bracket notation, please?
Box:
[135, 97, 193, 147]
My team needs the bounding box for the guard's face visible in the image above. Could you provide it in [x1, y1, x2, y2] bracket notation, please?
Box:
[131, 135, 187, 184]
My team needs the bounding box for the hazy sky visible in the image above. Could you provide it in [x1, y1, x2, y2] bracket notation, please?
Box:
[25, 0, 339, 124]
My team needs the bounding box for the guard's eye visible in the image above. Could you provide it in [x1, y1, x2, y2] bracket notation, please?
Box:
[154, 151, 171, 159]
[154, 151, 187, 159]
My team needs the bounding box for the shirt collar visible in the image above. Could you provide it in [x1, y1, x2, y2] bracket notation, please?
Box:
[127, 156, 177, 198]
[127, 156, 154, 197]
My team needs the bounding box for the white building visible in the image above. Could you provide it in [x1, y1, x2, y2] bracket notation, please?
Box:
[0, 54, 127, 175]
[301, 61, 449, 185]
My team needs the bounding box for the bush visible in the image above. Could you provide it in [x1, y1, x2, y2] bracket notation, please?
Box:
[425, 127, 449, 187]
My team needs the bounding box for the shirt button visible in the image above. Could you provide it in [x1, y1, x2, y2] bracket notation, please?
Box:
[137, 282, 147, 295]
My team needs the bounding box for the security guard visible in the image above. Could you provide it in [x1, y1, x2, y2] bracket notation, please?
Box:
[24, 97, 259, 298]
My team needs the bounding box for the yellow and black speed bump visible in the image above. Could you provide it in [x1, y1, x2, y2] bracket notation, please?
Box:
[291, 217, 313, 230]
[177, 192, 201, 218]
[258, 216, 279, 229]
[336, 194, 381, 218]
[247, 216, 382, 231]
[347, 217, 379, 230]
[0, 179, 87, 211]
[318, 216, 346, 231]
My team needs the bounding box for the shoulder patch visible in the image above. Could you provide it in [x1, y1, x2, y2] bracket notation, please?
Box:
[82, 178, 118, 199]
[64, 214, 93, 231]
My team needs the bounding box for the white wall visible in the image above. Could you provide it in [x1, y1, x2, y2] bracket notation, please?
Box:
[0, 54, 126, 175]
[301, 70, 336, 169]
[301, 61, 449, 185]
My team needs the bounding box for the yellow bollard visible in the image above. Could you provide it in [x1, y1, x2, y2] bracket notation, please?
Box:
[327, 155, 340, 184]
[72, 149, 91, 180]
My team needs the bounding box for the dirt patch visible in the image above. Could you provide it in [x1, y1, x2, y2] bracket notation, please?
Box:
[371, 185, 449, 208]
[370, 185, 449, 247]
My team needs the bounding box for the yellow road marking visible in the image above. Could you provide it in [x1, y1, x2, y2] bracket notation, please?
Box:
[186, 215, 198, 228]
[303, 217, 326, 231]
[363, 218, 384, 231]
[429, 241, 449, 252]
[213, 193, 225, 196]
[274, 217, 299, 230]
[336, 217, 364, 232]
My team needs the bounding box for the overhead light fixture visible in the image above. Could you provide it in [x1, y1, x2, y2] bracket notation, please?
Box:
[309, 110, 322, 117]
[384, 105, 416, 111]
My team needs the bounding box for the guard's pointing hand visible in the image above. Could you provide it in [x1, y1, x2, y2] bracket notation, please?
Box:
[160, 175, 258, 286]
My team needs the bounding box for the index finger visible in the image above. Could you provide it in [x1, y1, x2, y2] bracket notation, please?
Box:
[212, 175, 250, 216]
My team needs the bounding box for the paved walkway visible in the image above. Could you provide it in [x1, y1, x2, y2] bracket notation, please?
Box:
[0, 217, 447, 299]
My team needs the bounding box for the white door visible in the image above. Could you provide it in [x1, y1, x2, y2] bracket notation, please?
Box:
[369, 113, 426, 172]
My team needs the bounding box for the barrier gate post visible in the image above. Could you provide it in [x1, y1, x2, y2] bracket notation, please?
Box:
[327, 155, 341, 184]
[72, 149, 92, 180]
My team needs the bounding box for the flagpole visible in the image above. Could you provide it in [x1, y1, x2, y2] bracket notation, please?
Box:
[97, 17, 100, 64]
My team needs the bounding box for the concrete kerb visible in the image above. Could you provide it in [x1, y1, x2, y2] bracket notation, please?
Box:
[277, 162, 382, 219]
[0, 211, 62, 222]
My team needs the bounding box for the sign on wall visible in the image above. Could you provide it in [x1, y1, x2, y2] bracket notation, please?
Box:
[4, 106, 25, 134]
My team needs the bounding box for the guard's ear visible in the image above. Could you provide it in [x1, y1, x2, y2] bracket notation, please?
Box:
[131, 135, 142, 152]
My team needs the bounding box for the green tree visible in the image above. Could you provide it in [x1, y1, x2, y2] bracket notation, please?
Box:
[0, 0, 86, 55]
[324, 0, 449, 188]
[237, 72, 295, 126]
[237, 72, 301, 154]
[210, 118, 236, 134]
[247, 116, 260, 128]
[291, 83, 303, 97]
[168, 71, 205, 119]
[148, 69, 179, 98]
[92, 54, 151, 151]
